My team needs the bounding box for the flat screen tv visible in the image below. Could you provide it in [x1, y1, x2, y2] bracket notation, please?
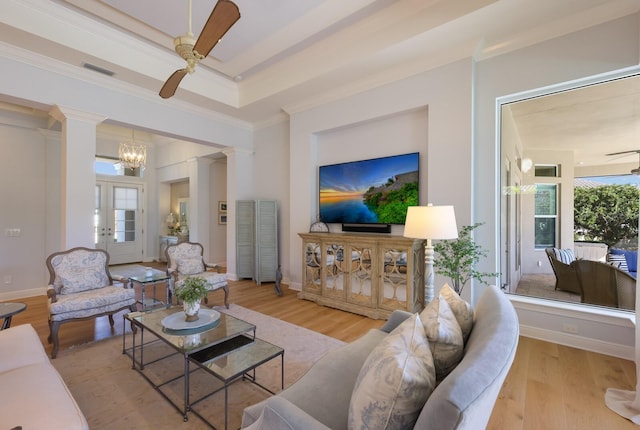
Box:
[319, 152, 419, 225]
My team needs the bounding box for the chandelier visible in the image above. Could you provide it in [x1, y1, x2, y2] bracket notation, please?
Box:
[118, 130, 146, 171]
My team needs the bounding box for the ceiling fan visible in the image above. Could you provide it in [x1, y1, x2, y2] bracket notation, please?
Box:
[606, 150, 640, 175]
[159, 0, 240, 99]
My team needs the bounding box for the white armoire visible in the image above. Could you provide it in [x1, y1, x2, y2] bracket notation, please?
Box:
[236, 200, 278, 284]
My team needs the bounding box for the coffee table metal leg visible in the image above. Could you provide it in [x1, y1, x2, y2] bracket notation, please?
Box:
[281, 352, 285, 390]
[1, 316, 12, 330]
[131, 323, 137, 369]
[225, 384, 229, 430]
[140, 327, 145, 369]
[184, 354, 190, 421]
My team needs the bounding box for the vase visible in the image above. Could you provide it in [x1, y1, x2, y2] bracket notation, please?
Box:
[183, 299, 201, 322]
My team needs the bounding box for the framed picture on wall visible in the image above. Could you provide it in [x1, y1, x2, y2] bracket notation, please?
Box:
[218, 214, 227, 225]
[218, 201, 227, 212]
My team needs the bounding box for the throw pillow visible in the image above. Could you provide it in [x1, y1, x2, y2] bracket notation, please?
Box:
[348, 313, 436, 430]
[554, 248, 576, 264]
[439, 283, 474, 342]
[420, 295, 464, 382]
[57, 266, 109, 294]
[610, 248, 638, 273]
[608, 253, 628, 272]
[177, 257, 205, 275]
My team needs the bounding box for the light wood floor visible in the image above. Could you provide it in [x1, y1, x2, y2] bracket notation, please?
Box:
[3, 278, 637, 429]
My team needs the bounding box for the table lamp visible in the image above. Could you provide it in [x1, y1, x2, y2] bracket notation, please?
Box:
[403, 204, 458, 305]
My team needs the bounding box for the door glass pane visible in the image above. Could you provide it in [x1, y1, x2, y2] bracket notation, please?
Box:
[112, 187, 138, 243]
[94, 185, 101, 246]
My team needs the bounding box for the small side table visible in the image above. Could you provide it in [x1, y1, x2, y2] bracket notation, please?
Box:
[0, 302, 27, 330]
[128, 269, 171, 311]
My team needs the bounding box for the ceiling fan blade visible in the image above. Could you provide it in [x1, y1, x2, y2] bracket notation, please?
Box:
[159, 69, 189, 99]
[193, 0, 240, 58]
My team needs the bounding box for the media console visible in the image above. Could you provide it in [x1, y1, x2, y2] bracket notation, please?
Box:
[298, 232, 425, 319]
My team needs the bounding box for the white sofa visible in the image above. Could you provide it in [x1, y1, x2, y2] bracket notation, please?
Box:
[242, 285, 519, 429]
[0, 324, 88, 429]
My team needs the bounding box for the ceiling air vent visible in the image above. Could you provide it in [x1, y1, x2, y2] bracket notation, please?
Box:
[82, 62, 115, 77]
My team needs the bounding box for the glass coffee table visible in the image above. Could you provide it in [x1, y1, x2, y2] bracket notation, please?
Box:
[124, 307, 284, 429]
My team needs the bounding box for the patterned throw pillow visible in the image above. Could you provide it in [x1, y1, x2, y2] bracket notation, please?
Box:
[610, 248, 637, 272]
[608, 253, 628, 272]
[57, 266, 109, 294]
[177, 257, 205, 275]
[439, 283, 474, 342]
[348, 313, 436, 430]
[554, 248, 576, 264]
[420, 294, 464, 382]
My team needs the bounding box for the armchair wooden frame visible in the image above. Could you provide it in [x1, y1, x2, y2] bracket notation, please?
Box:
[46, 247, 137, 358]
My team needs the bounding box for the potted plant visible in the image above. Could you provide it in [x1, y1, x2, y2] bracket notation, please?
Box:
[175, 276, 208, 322]
[433, 222, 499, 295]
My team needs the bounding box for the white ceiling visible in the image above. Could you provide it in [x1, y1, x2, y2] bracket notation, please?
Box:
[506, 74, 640, 169]
[1, 0, 640, 166]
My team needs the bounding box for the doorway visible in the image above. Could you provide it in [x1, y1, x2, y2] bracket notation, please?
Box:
[95, 181, 144, 264]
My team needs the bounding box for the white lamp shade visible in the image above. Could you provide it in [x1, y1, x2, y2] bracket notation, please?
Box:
[403, 205, 458, 240]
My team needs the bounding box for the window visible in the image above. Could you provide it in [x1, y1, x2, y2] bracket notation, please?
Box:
[95, 156, 142, 177]
[534, 184, 557, 249]
[535, 164, 559, 177]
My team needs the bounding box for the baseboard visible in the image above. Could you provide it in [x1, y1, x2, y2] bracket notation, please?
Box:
[0, 287, 46, 301]
[519, 324, 634, 360]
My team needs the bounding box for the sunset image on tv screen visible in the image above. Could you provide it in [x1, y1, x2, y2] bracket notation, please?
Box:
[319, 152, 419, 225]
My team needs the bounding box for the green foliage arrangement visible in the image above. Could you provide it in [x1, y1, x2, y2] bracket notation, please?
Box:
[433, 223, 499, 294]
[574, 185, 639, 247]
[175, 276, 208, 303]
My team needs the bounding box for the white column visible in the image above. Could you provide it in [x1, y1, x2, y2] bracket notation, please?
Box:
[50, 106, 106, 249]
[223, 148, 254, 280]
[187, 157, 212, 256]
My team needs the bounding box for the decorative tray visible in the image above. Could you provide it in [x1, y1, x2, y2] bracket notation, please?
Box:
[161, 308, 221, 331]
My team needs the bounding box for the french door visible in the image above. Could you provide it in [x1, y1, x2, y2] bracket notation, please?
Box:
[95, 181, 144, 264]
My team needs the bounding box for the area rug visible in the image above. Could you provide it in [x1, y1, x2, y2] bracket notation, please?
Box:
[51, 304, 346, 430]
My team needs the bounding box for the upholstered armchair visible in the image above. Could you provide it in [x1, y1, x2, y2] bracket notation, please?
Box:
[46, 247, 137, 358]
[165, 242, 229, 308]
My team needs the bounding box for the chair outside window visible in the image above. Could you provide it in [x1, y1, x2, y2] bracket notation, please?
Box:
[46, 247, 137, 358]
[165, 242, 229, 308]
[545, 247, 580, 294]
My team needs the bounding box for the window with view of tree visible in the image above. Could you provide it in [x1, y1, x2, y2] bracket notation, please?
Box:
[534, 184, 557, 249]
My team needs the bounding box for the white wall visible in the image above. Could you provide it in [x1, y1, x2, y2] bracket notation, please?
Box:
[0, 115, 47, 298]
[288, 58, 473, 292]
[252, 121, 290, 280]
[209, 159, 227, 265]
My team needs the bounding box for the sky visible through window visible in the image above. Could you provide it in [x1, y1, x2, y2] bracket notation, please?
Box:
[580, 174, 640, 186]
